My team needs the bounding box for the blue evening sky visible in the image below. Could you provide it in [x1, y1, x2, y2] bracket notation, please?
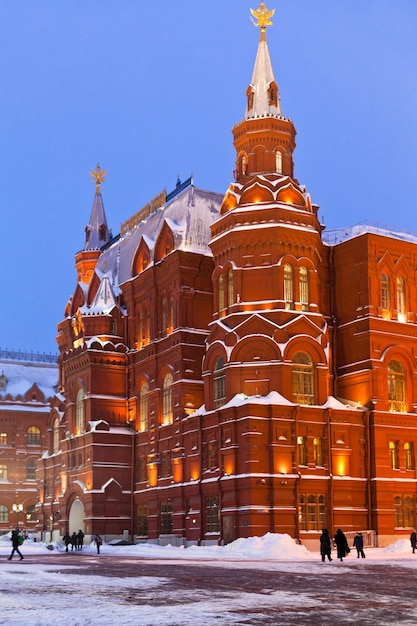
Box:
[1, 1, 416, 354]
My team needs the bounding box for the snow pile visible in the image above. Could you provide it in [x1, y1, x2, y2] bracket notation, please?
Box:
[379, 539, 410, 554]
[188, 532, 312, 560]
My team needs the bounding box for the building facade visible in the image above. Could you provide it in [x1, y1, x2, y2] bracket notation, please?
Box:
[39, 4, 417, 548]
[0, 350, 57, 536]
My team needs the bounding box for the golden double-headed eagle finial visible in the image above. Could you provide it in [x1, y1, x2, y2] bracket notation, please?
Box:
[250, 2, 275, 30]
[89, 163, 107, 192]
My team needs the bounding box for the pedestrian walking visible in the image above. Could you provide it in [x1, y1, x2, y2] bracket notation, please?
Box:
[410, 529, 417, 554]
[320, 528, 332, 562]
[71, 531, 77, 551]
[63, 532, 71, 552]
[77, 529, 85, 551]
[353, 532, 365, 558]
[8, 528, 24, 561]
[334, 528, 350, 562]
[94, 534, 102, 554]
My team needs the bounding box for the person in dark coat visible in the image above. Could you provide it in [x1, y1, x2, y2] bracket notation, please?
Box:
[8, 529, 23, 560]
[71, 531, 77, 551]
[334, 528, 350, 562]
[77, 529, 85, 551]
[320, 528, 332, 562]
[353, 531, 365, 558]
[410, 529, 417, 554]
[63, 532, 71, 553]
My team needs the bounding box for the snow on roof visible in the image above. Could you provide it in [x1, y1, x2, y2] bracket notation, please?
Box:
[0, 358, 58, 401]
[323, 221, 417, 246]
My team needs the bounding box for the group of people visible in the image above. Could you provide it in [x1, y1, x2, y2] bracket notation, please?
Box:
[63, 529, 85, 552]
[320, 528, 366, 562]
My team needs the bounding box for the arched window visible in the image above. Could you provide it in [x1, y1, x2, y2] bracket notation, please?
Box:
[397, 277, 406, 320]
[275, 150, 283, 174]
[52, 418, 60, 454]
[139, 382, 149, 432]
[162, 373, 173, 425]
[297, 436, 307, 466]
[404, 442, 415, 471]
[0, 464, 7, 480]
[26, 505, 37, 522]
[213, 357, 226, 409]
[292, 352, 314, 405]
[27, 426, 41, 446]
[284, 263, 294, 309]
[388, 360, 406, 412]
[381, 274, 390, 310]
[26, 460, 36, 480]
[227, 270, 234, 312]
[75, 388, 85, 435]
[0, 504, 8, 522]
[389, 440, 399, 469]
[218, 275, 224, 313]
[299, 267, 309, 311]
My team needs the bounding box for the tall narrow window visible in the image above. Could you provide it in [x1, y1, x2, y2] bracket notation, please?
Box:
[218, 275, 224, 313]
[138, 310, 143, 348]
[139, 383, 149, 432]
[227, 269, 234, 312]
[381, 274, 390, 310]
[0, 432, 6, 445]
[397, 277, 406, 321]
[297, 436, 307, 466]
[0, 464, 7, 480]
[299, 267, 309, 311]
[75, 389, 85, 435]
[161, 296, 167, 335]
[284, 263, 294, 309]
[275, 150, 283, 174]
[162, 373, 173, 425]
[52, 418, 60, 454]
[404, 442, 415, 471]
[205, 496, 220, 533]
[213, 357, 226, 409]
[389, 440, 400, 469]
[160, 501, 173, 534]
[313, 437, 323, 466]
[388, 360, 406, 412]
[27, 426, 41, 446]
[394, 495, 414, 528]
[144, 308, 150, 344]
[292, 353, 314, 405]
[137, 504, 149, 536]
[169, 294, 174, 332]
[26, 460, 36, 480]
[0, 504, 8, 522]
[299, 494, 326, 531]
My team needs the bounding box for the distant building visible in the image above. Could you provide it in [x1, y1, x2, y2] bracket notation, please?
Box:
[39, 4, 417, 548]
[0, 350, 57, 535]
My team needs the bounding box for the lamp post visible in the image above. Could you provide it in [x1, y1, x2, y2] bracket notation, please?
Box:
[12, 503, 23, 527]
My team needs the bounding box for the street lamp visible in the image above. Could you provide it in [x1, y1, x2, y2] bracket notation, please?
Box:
[12, 503, 23, 527]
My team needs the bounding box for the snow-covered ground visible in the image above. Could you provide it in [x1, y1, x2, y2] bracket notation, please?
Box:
[0, 533, 416, 625]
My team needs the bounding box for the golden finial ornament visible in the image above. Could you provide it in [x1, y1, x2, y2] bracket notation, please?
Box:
[250, 2, 275, 31]
[89, 163, 107, 192]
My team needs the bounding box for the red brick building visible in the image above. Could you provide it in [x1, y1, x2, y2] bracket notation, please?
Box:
[39, 4, 417, 548]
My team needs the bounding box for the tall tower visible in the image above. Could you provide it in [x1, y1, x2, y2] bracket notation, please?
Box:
[205, 2, 330, 409]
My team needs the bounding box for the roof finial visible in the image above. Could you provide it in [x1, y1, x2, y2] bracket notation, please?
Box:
[250, 2, 275, 39]
[89, 163, 107, 193]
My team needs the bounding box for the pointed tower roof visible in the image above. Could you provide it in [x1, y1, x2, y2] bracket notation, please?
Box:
[84, 164, 111, 250]
[246, 2, 281, 119]
[87, 267, 118, 315]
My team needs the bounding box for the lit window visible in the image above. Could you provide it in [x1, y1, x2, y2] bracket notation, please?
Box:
[276, 150, 283, 174]
[137, 504, 148, 536]
[75, 389, 85, 435]
[298, 494, 326, 531]
[26, 460, 36, 480]
[313, 437, 323, 466]
[169, 294, 174, 331]
[389, 440, 400, 469]
[297, 436, 307, 466]
[52, 418, 60, 454]
[404, 442, 415, 471]
[0, 504, 8, 522]
[292, 353, 314, 405]
[162, 373, 173, 425]
[25, 505, 37, 522]
[219, 275, 225, 312]
[284, 263, 294, 309]
[162, 296, 167, 335]
[27, 426, 41, 446]
[227, 270, 234, 312]
[394, 495, 414, 528]
[139, 383, 149, 432]
[0, 432, 6, 445]
[213, 358, 226, 409]
[397, 277, 406, 320]
[205, 496, 220, 533]
[388, 360, 406, 413]
[381, 274, 390, 310]
[0, 464, 7, 480]
[299, 267, 309, 311]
